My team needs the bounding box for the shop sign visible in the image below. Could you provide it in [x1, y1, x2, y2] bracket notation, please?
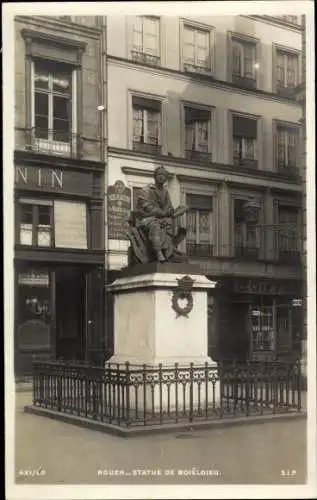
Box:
[107, 181, 131, 240]
[292, 299, 303, 307]
[234, 279, 298, 296]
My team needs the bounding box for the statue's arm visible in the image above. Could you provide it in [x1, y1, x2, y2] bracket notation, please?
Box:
[137, 191, 165, 218]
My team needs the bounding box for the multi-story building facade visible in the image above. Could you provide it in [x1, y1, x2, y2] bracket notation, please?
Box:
[13, 14, 306, 375]
[14, 15, 107, 375]
[105, 15, 305, 363]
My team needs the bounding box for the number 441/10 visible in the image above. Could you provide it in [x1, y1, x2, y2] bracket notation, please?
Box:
[281, 470, 297, 477]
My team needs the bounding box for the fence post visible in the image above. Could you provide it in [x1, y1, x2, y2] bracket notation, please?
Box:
[189, 363, 194, 422]
[125, 362, 131, 427]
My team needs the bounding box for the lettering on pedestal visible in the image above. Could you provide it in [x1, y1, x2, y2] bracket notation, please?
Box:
[172, 276, 194, 318]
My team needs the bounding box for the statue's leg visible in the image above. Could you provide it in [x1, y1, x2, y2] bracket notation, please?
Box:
[148, 220, 166, 262]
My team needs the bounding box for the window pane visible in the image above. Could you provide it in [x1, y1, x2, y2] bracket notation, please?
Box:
[244, 138, 256, 159]
[35, 92, 49, 120]
[38, 206, 51, 226]
[21, 205, 33, 224]
[133, 108, 144, 141]
[53, 74, 71, 94]
[147, 110, 159, 143]
[143, 33, 158, 55]
[184, 27, 195, 44]
[196, 31, 208, 49]
[184, 43, 195, 62]
[234, 137, 242, 159]
[186, 210, 197, 241]
[37, 227, 51, 247]
[53, 96, 69, 120]
[198, 211, 212, 242]
[185, 123, 195, 150]
[233, 43, 242, 75]
[34, 68, 49, 90]
[196, 121, 208, 151]
[20, 224, 33, 245]
[144, 18, 158, 36]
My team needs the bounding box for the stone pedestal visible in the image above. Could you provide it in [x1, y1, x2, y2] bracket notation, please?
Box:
[107, 264, 219, 411]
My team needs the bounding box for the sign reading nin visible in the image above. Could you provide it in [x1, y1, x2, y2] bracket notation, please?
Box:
[107, 181, 131, 240]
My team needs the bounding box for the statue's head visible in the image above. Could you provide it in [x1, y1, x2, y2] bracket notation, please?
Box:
[154, 166, 169, 185]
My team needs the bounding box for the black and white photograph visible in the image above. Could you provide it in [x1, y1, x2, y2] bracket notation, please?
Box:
[3, 2, 316, 499]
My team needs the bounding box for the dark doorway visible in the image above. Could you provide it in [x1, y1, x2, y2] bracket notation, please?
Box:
[55, 267, 85, 361]
[230, 302, 250, 360]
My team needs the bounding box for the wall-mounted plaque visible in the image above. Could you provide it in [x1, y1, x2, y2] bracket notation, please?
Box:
[108, 181, 131, 240]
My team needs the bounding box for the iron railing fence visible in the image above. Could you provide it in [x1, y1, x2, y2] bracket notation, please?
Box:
[32, 359, 301, 428]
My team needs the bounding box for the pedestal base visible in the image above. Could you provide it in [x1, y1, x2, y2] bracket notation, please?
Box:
[107, 270, 220, 412]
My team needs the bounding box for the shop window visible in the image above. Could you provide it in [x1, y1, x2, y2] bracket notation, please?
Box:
[54, 200, 88, 249]
[277, 206, 301, 263]
[234, 199, 260, 259]
[132, 16, 160, 66]
[16, 270, 51, 351]
[251, 298, 275, 358]
[233, 115, 257, 167]
[132, 96, 162, 154]
[232, 38, 257, 88]
[18, 200, 53, 247]
[31, 59, 77, 156]
[186, 194, 213, 257]
[275, 49, 299, 96]
[183, 24, 211, 74]
[277, 126, 298, 172]
[184, 107, 212, 162]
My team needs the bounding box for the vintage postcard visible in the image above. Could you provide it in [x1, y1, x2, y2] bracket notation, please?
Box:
[3, 1, 316, 499]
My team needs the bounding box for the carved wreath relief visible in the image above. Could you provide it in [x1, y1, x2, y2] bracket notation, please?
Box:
[171, 275, 195, 318]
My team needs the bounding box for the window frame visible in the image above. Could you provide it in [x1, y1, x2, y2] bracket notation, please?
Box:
[129, 92, 165, 155]
[272, 43, 300, 95]
[276, 204, 301, 261]
[228, 32, 260, 88]
[186, 202, 213, 258]
[183, 104, 213, 160]
[17, 199, 54, 248]
[30, 59, 78, 156]
[131, 15, 161, 66]
[180, 19, 215, 75]
[230, 112, 260, 168]
[273, 119, 300, 173]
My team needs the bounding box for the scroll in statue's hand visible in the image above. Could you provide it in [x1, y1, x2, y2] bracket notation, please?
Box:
[173, 205, 188, 218]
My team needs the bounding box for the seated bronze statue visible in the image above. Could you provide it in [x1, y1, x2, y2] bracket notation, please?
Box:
[126, 166, 189, 264]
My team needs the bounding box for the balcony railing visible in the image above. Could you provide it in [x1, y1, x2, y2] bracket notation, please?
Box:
[186, 243, 213, 258]
[235, 246, 260, 260]
[132, 141, 161, 155]
[184, 63, 211, 75]
[26, 128, 80, 158]
[233, 157, 258, 169]
[185, 149, 213, 163]
[131, 50, 160, 67]
[276, 85, 297, 99]
[232, 74, 257, 90]
[277, 163, 299, 177]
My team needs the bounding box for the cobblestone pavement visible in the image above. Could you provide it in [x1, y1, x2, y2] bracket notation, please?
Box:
[14, 392, 307, 486]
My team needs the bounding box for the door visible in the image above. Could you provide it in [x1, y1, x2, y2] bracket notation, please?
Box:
[85, 266, 105, 365]
[55, 267, 85, 361]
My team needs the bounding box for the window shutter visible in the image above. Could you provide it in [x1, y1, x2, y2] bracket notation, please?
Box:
[233, 116, 257, 138]
[185, 107, 210, 123]
[54, 200, 87, 249]
[132, 96, 161, 112]
[186, 194, 213, 210]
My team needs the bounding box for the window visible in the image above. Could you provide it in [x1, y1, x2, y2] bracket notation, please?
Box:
[275, 49, 299, 94]
[186, 195, 213, 257]
[18, 201, 53, 247]
[132, 16, 160, 66]
[233, 116, 257, 166]
[16, 270, 51, 351]
[132, 96, 161, 154]
[232, 38, 257, 87]
[184, 107, 212, 162]
[251, 299, 275, 357]
[277, 126, 297, 171]
[234, 199, 260, 259]
[183, 25, 211, 74]
[32, 59, 76, 156]
[277, 206, 301, 263]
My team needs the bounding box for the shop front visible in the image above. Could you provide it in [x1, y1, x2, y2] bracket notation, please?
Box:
[14, 259, 105, 376]
[208, 276, 304, 363]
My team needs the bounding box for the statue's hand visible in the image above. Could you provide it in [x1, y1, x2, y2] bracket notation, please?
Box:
[163, 208, 174, 217]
